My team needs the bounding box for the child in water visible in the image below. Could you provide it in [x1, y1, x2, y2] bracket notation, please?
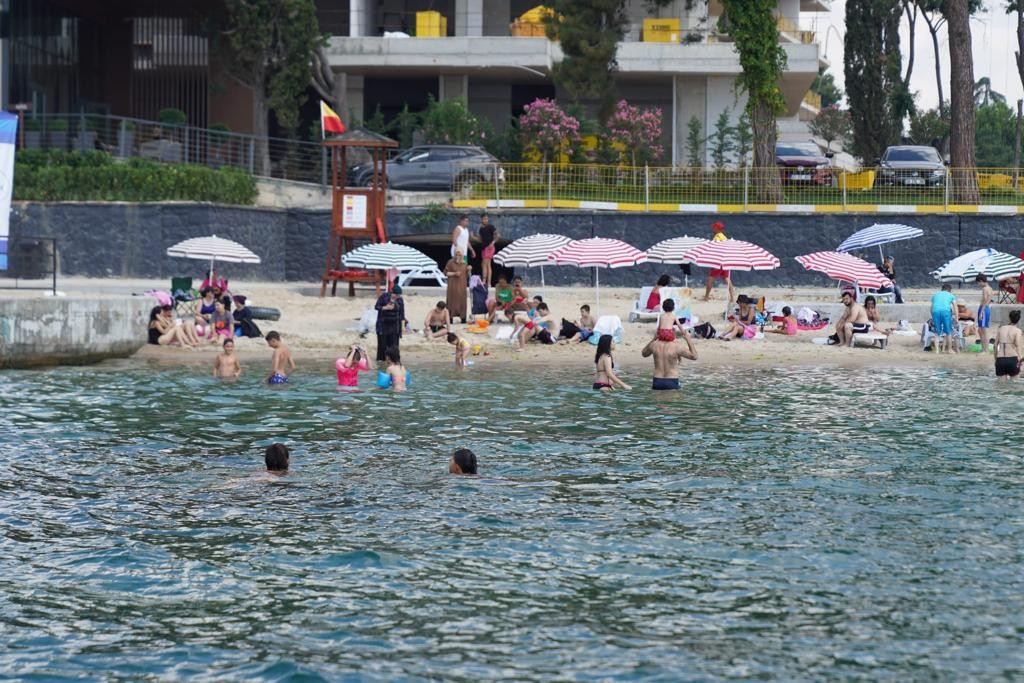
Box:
[336, 345, 369, 387]
[447, 332, 472, 368]
[382, 346, 407, 392]
[656, 299, 684, 341]
[265, 331, 295, 385]
[213, 338, 242, 378]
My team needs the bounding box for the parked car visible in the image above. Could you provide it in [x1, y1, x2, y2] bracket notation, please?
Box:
[775, 142, 833, 185]
[348, 144, 501, 191]
[876, 145, 946, 187]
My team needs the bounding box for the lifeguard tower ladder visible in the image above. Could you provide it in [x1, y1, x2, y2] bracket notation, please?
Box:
[320, 129, 399, 297]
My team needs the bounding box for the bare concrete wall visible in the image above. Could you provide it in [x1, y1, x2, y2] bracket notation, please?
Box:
[0, 296, 152, 368]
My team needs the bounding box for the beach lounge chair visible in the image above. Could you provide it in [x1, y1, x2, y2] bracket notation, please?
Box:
[171, 276, 197, 316]
[396, 264, 447, 288]
[628, 286, 662, 322]
[997, 277, 1017, 304]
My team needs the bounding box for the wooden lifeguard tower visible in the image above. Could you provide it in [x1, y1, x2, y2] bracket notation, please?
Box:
[320, 128, 399, 297]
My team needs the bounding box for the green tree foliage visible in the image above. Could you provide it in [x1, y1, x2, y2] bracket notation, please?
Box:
[720, 0, 787, 201]
[975, 101, 1017, 167]
[708, 109, 735, 169]
[14, 151, 256, 204]
[973, 77, 1007, 107]
[419, 95, 490, 146]
[213, 0, 324, 175]
[908, 108, 951, 146]
[808, 106, 853, 152]
[844, 0, 905, 163]
[731, 110, 753, 166]
[685, 116, 703, 168]
[811, 70, 844, 108]
[390, 105, 420, 149]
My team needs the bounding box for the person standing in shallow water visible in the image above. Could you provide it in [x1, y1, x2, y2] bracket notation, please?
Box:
[993, 309, 1023, 380]
[641, 328, 697, 390]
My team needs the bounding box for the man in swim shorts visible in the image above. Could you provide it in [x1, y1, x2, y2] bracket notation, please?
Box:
[265, 331, 295, 384]
[834, 291, 872, 347]
[976, 273, 994, 350]
[423, 301, 451, 340]
[641, 328, 697, 390]
[993, 310, 1023, 380]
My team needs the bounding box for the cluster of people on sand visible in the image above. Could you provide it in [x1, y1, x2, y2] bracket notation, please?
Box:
[147, 269, 263, 350]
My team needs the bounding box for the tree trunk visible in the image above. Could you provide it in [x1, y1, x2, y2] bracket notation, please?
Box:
[944, 0, 979, 204]
[902, 0, 916, 87]
[251, 65, 271, 177]
[750, 98, 782, 203]
[922, 12, 945, 113]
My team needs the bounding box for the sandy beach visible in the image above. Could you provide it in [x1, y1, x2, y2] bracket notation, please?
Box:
[36, 276, 1003, 373]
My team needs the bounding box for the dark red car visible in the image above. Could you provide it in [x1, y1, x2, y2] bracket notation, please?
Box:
[775, 142, 833, 185]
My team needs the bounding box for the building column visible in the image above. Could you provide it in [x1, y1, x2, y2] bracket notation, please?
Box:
[340, 73, 365, 124]
[455, 0, 483, 37]
[439, 74, 469, 102]
[349, 0, 371, 37]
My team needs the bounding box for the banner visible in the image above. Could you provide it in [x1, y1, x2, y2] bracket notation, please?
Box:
[0, 112, 16, 271]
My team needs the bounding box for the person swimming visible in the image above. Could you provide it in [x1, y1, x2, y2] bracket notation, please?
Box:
[377, 346, 408, 391]
[265, 443, 289, 473]
[449, 448, 477, 475]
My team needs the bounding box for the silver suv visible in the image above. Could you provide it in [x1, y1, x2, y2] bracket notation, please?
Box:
[877, 145, 947, 187]
[350, 145, 500, 191]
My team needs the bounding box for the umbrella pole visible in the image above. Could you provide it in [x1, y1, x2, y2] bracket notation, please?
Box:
[541, 265, 545, 293]
[595, 266, 599, 315]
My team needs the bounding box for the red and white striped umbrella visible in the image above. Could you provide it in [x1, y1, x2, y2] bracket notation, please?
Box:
[795, 251, 892, 288]
[680, 239, 780, 271]
[548, 238, 648, 313]
[548, 238, 648, 268]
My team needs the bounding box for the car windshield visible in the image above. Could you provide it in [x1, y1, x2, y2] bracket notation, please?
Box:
[776, 144, 820, 157]
[394, 148, 427, 163]
[885, 148, 940, 162]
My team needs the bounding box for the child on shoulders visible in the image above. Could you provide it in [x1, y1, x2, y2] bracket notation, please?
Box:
[656, 299, 684, 341]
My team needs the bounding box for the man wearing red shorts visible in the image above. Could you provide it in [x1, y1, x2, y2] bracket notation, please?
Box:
[702, 221, 734, 304]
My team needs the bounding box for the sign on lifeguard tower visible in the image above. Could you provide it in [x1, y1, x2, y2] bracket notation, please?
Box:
[341, 194, 368, 229]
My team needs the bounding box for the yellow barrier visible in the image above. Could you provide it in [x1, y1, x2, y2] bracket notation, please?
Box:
[839, 170, 876, 190]
[978, 173, 1012, 190]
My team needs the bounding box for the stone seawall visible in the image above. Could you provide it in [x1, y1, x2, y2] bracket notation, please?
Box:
[0, 297, 152, 368]
[10, 202, 1023, 288]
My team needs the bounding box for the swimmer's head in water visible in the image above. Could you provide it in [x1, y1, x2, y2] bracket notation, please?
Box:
[265, 443, 289, 471]
[662, 298, 675, 313]
[450, 448, 477, 475]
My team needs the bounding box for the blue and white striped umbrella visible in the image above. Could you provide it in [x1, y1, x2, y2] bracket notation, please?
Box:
[837, 223, 924, 253]
[933, 248, 1024, 282]
[341, 242, 435, 270]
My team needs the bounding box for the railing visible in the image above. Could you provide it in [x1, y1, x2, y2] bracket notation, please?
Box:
[18, 114, 328, 185]
[453, 163, 1024, 213]
[0, 236, 58, 295]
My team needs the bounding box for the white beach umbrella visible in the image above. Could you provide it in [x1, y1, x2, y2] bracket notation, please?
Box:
[548, 237, 648, 313]
[493, 233, 572, 290]
[166, 234, 261, 275]
[645, 236, 710, 264]
[932, 248, 1024, 282]
[341, 241, 435, 271]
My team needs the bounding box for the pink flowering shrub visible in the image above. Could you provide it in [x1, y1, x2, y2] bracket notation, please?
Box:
[518, 98, 581, 164]
[604, 100, 664, 166]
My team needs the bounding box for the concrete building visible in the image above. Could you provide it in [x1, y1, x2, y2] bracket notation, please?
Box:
[324, 0, 830, 164]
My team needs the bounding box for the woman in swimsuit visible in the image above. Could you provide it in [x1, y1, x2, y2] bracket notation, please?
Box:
[593, 334, 631, 391]
[718, 296, 757, 341]
[863, 296, 891, 335]
[148, 306, 198, 347]
[993, 310, 1023, 380]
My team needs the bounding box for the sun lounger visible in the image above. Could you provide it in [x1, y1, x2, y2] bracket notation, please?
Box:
[850, 332, 889, 349]
[396, 265, 447, 288]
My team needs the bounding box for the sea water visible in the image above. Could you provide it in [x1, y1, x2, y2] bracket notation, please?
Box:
[1, 361, 1022, 680]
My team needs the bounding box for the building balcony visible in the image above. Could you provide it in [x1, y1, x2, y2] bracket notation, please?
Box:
[326, 35, 820, 80]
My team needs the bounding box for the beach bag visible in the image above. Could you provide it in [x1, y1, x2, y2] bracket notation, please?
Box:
[470, 277, 488, 315]
[692, 322, 717, 339]
[560, 318, 580, 339]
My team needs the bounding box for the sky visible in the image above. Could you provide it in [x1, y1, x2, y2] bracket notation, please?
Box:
[810, 0, 1023, 111]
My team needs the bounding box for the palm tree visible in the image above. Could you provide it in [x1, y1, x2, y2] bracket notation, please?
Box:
[974, 77, 1007, 107]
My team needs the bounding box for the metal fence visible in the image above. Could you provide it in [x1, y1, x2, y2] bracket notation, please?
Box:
[20, 114, 328, 185]
[455, 163, 1024, 211]
[0, 236, 58, 295]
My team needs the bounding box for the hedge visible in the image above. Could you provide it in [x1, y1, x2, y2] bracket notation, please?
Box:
[13, 151, 258, 205]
